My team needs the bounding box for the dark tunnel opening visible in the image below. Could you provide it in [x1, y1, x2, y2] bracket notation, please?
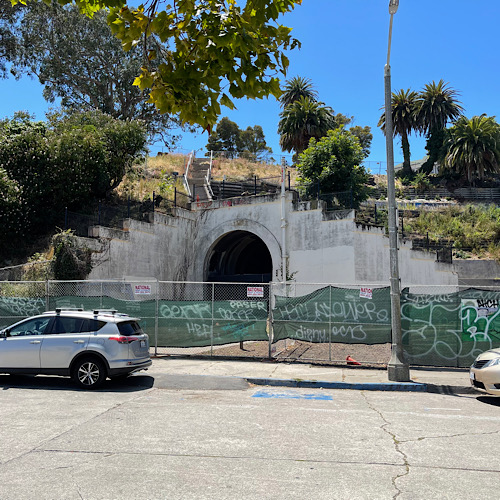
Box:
[206, 231, 273, 283]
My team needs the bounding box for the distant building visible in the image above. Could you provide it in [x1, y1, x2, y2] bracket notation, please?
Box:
[395, 157, 438, 175]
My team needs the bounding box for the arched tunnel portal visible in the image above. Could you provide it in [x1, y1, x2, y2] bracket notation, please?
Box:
[206, 230, 273, 283]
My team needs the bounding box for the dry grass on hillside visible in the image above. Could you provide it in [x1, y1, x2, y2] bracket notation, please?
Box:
[209, 156, 284, 181]
[116, 154, 189, 201]
[116, 154, 296, 201]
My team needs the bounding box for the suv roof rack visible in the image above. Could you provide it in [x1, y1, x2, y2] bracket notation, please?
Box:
[54, 308, 84, 314]
[93, 309, 119, 316]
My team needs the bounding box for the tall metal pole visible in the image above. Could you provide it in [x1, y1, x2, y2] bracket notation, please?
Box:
[385, 0, 410, 381]
[280, 158, 287, 281]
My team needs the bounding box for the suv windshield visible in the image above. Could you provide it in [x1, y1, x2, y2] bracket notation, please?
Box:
[117, 321, 144, 336]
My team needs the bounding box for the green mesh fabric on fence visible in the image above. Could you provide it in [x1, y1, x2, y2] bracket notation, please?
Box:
[401, 288, 500, 367]
[48, 296, 157, 335]
[0, 296, 47, 328]
[0, 294, 269, 347]
[5, 285, 500, 367]
[272, 286, 392, 344]
[157, 299, 269, 347]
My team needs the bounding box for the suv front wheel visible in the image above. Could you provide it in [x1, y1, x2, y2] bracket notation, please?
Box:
[72, 357, 107, 389]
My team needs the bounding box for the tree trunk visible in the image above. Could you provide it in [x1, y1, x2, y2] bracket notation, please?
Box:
[401, 131, 412, 176]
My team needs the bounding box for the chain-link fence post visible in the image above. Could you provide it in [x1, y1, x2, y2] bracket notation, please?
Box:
[268, 283, 274, 359]
[210, 283, 215, 356]
[45, 279, 50, 312]
[100, 282, 103, 309]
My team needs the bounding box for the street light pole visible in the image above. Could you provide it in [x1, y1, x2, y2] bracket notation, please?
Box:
[384, 0, 410, 381]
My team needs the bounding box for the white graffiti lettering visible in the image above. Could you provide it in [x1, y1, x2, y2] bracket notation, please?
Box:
[0, 297, 45, 316]
[216, 307, 261, 321]
[229, 301, 266, 311]
[295, 325, 328, 343]
[160, 303, 212, 319]
[331, 324, 367, 341]
[186, 322, 212, 338]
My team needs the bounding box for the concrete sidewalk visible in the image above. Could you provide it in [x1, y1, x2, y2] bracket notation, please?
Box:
[147, 356, 475, 394]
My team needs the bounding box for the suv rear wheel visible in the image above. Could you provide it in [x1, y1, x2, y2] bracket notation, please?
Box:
[72, 357, 106, 389]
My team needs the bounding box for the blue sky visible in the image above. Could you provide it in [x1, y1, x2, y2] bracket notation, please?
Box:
[2, 0, 500, 174]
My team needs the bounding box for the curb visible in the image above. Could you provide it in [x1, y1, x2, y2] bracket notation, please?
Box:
[425, 384, 476, 395]
[247, 377, 475, 394]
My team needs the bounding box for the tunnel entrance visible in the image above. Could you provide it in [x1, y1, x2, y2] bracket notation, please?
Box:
[206, 230, 273, 283]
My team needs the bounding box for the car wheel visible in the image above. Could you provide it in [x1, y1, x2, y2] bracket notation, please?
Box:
[72, 357, 106, 389]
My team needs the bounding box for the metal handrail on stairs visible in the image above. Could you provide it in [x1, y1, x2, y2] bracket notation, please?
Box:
[182, 151, 194, 199]
[205, 151, 215, 200]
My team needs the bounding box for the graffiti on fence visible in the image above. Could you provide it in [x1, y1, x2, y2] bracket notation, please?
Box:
[272, 286, 391, 344]
[216, 300, 267, 321]
[292, 324, 368, 343]
[276, 300, 389, 324]
[186, 321, 212, 338]
[401, 290, 500, 367]
[157, 299, 268, 346]
[160, 302, 212, 319]
[461, 298, 500, 342]
[159, 300, 266, 321]
[0, 297, 45, 317]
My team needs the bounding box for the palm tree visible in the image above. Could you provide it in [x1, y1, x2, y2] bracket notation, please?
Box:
[278, 96, 335, 154]
[378, 88, 419, 176]
[417, 80, 464, 173]
[279, 76, 318, 109]
[445, 115, 500, 185]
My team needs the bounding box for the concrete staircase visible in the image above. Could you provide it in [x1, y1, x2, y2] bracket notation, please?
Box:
[188, 157, 212, 202]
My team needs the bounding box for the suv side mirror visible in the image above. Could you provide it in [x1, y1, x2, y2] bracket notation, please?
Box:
[0, 329, 8, 338]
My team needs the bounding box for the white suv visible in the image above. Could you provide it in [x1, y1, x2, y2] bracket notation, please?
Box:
[0, 309, 152, 389]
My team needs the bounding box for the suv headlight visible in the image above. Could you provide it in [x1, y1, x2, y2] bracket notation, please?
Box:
[484, 357, 500, 368]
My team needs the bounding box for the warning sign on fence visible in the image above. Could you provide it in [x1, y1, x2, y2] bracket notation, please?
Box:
[247, 286, 264, 298]
[134, 285, 152, 295]
[359, 287, 373, 299]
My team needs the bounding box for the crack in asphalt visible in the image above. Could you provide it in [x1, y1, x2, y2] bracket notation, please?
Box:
[399, 428, 500, 444]
[361, 392, 409, 500]
[270, 364, 280, 377]
[19, 448, 500, 475]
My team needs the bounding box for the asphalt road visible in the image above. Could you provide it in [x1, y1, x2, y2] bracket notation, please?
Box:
[0, 374, 499, 500]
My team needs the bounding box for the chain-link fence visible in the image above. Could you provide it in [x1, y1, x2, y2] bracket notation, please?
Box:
[2, 280, 500, 367]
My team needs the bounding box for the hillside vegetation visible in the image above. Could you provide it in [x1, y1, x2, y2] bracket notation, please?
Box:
[4, 153, 500, 279]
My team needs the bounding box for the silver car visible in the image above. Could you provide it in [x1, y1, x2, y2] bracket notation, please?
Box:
[470, 348, 500, 396]
[0, 309, 152, 389]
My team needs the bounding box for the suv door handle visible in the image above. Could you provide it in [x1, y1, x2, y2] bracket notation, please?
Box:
[73, 340, 85, 344]
[30, 340, 41, 344]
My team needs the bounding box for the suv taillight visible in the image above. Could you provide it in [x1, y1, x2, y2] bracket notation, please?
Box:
[108, 336, 137, 344]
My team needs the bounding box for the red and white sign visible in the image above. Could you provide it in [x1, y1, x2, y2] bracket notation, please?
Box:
[247, 286, 264, 298]
[360, 287, 373, 299]
[134, 284, 152, 295]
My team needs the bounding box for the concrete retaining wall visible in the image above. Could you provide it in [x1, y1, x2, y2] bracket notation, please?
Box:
[86, 193, 497, 286]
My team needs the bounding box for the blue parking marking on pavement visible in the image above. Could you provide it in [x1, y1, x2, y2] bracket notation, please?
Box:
[252, 389, 333, 400]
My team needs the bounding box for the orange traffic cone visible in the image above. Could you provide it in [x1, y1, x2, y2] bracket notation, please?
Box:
[346, 355, 361, 366]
